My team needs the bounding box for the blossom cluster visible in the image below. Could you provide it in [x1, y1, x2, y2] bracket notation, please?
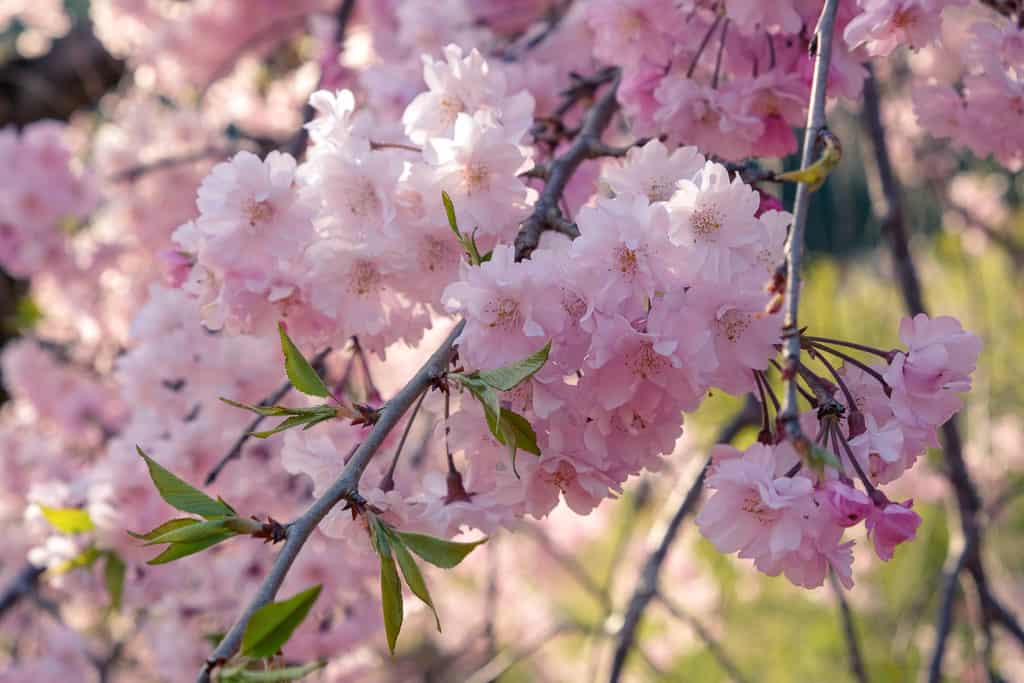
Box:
[698, 314, 981, 588]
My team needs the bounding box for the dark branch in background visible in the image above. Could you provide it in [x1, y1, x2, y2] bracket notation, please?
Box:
[197, 321, 464, 683]
[657, 593, 751, 683]
[110, 146, 241, 184]
[0, 24, 124, 127]
[204, 347, 331, 486]
[830, 570, 869, 683]
[778, 0, 840, 442]
[861, 65, 1024, 680]
[283, 0, 358, 158]
[0, 563, 44, 618]
[606, 396, 759, 682]
[514, 67, 621, 261]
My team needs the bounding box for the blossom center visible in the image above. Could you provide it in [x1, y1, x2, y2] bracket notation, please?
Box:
[717, 309, 751, 342]
[348, 260, 381, 296]
[245, 198, 276, 226]
[691, 204, 723, 240]
[463, 163, 491, 195]
[626, 340, 668, 380]
[486, 296, 523, 331]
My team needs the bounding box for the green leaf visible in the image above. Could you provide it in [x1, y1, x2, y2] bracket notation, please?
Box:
[217, 660, 326, 682]
[146, 532, 235, 565]
[241, 585, 323, 658]
[220, 398, 298, 417]
[474, 341, 552, 391]
[441, 191, 461, 237]
[807, 444, 841, 474]
[486, 407, 541, 457]
[142, 518, 239, 546]
[137, 446, 234, 519]
[52, 546, 100, 574]
[454, 375, 501, 422]
[394, 531, 486, 569]
[103, 552, 126, 610]
[128, 517, 200, 541]
[249, 406, 338, 439]
[389, 534, 440, 631]
[278, 323, 329, 398]
[250, 415, 320, 439]
[379, 541, 404, 654]
[39, 506, 95, 534]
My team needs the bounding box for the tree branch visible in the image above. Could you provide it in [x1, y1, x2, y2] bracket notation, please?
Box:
[830, 570, 869, 683]
[514, 67, 621, 261]
[860, 64, 1024, 677]
[657, 593, 751, 683]
[605, 395, 759, 682]
[0, 563, 44, 618]
[196, 321, 464, 682]
[779, 0, 841, 442]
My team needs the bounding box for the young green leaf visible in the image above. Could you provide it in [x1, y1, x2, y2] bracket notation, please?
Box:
[379, 541, 404, 654]
[39, 506, 95, 534]
[103, 552, 126, 610]
[137, 446, 234, 519]
[278, 323, 330, 398]
[220, 398, 298, 417]
[217, 660, 326, 682]
[441, 190, 460, 237]
[394, 531, 486, 569]
[807, 444, 841, 474]
[474, 341, 552, 391]
[142, 518, 240, 546]
[454, 375, 501, 423]
[146, 532, 235, 565]
[486, 408, 541, 457]
[52, 546, 101, 574]
[128, 517, 200, 541]
[388, 534, 440, 631]
[241, 584, 323, 659]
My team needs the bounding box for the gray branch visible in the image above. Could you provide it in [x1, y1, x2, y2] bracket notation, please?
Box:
[195, 321, 464, 682]
[513, 67, 621, 262]
[779, 0, 841, 441]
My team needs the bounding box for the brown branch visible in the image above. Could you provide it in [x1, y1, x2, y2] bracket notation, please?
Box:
[514, 67, 621, 261]
[860, 64, 1024, 678]
[605, 395, 759, 682]
[109, 146, 239, 183]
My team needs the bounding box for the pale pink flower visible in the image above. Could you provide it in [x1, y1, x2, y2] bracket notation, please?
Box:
[601, 139, 705, 204]
[426, 111, 533, 235]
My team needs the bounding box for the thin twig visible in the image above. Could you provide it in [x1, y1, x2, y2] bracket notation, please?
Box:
[605, 395, 759, 682]
[204, 347, 331, 486]
[830, 570, 869, 683]
[657, 593, 751, 683]
[514, 68, 622, 261]
[196, 321, 464, 682]
[778, 0, 840, 444]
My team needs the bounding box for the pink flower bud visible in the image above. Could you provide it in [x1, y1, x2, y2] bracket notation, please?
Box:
[866, 499, 922, 561]
[819, 480, 872, 527]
